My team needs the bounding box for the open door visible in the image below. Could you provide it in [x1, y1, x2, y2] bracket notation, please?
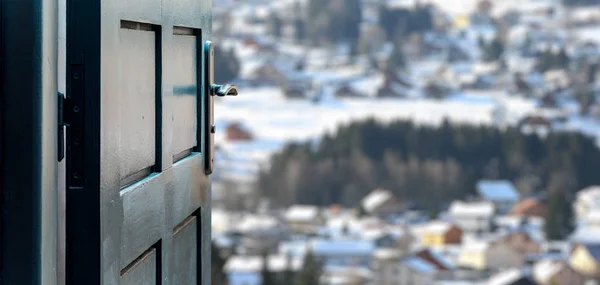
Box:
[66, 0, 215, 284]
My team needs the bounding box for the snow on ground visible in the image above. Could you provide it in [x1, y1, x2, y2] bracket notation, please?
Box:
[213, 87, 539, 185]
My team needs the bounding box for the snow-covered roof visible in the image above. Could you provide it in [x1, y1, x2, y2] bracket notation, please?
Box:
[533, 259, 567, 284]
[224, 255, 303, 273]
[235, 214, 281, 233]
[278, 240, 310, 257]
[312, 239, 375, 256]
[449, 201, 495, 217]
[423, 221, 458, 234]
[487, 268, 529, 285]
[423, 248, 456, 270]
[577, 243, 600, 261]
[476, 180, 520, 202]
[373, 248, 403, 260]
[361, 189, 396, 213]
[284, 205, 320, 222]
[461, 240, 490, 252]
[401, 257, 437, 274]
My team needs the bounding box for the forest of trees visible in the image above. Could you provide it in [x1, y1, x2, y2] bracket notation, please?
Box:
[563, 0, 600, 6]
[257, 119, 600, 214]
[378, 4, 434, 40]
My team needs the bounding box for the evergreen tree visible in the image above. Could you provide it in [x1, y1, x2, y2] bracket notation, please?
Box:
[294, 251, 322, 285]
[261, 252, 275, 285]
[211, 243, 228, 285]
[588, 62, 598, 84]
[294, 18, 306, 43]
[387, 41, 407, 71]
[282, 253, 295, 285]
[268, 13, 283, 38]
[545, 188, 574, 240]
[556, 48, 570, 70]
[349, 40, 360, 64]
[483, 36, 504, 62]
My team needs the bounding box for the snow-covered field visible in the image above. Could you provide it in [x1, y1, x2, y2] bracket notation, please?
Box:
[213, 87, 541, 183]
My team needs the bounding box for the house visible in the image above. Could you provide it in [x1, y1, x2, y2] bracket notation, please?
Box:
[533, 259, 586, 285]
[508, 198, 547, 218]
[361, 230, 397, 248]
[284, 205, 324, 234]
[574, 186, 600, 220]
[398, 257, 438, 285]
[448, 201, 495, 234]
[247, 62, 287, 86]
[570, 243, 600, 278]
[458, 239, 524, 270]
[519, 115, 552, 137]
[361, 189, 404, 217]
[499, 231, 542, 256]
[477, 180, 520, 214]
[224, 255, 303, 285]
[372, 249, 405, 285]
[415, 248, 455, 271]
[487, 269, 538, 285]
[321, 266, 373, 285]
[225, 122, 254, 141]
[311, 239, 375, 267]
[420, 221, 463, 248]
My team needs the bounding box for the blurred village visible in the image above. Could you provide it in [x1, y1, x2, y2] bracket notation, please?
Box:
[208, 0, 600, 284]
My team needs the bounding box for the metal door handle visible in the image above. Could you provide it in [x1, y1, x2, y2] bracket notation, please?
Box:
[203, 41, 239, 175]
[210, 84, 238, 96]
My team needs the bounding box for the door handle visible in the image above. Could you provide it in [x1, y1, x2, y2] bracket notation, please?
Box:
[210, 84, 238, 97]
[203, 41, 238, 175]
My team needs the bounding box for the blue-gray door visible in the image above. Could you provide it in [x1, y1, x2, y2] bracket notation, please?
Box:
[66, 0, 213, 284]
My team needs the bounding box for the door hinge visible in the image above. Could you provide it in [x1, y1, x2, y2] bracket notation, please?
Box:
[58, 92, 71, 162]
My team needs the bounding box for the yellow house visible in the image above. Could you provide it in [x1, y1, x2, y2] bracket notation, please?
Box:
[421, 221, 462, 248]
[570, 243, 600, 277]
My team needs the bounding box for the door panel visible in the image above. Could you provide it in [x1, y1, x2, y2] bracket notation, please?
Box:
[120, 248, 158, 285]
[66, 0, 212, 284]
[171, 32, 198, 156]
[172, 216, 198, 285]
[118, 25, 157, 183]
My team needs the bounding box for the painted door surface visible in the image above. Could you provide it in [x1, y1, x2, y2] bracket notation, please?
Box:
[66, 0, 212, 284]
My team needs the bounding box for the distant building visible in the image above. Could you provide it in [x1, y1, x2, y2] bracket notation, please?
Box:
[225, 122, 254, 141]
[398, 257, 438, 285]
[224, 255, 303, 285]
[311, 239, 375, 267]
[361, 189, 404, 217]
[533, 259, 586, 285]
[570, 243, 600, 278]
[499, 231, 543, 256]
[476, 180, 520, 214]
[420, 221, 463, 248]
[486, 268, 537, 285]
[284, 205, 324, 234]
[508, 198, 548, 218]
[414, 248, 455, 271]
[372, 249, 405, 285]
[448, 200, 495, 234]
[574, 186, 600, 220]
[519, 115, 552, 137]
[458, 239, 524, 270]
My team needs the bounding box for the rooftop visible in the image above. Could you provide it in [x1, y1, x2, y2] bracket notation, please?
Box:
[449, 201, 495, 217]
[361, 189, 396, 213]
[402, 257, 438, 274]
[284, 205, 320, 222]
[476, 180, 520, 202]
